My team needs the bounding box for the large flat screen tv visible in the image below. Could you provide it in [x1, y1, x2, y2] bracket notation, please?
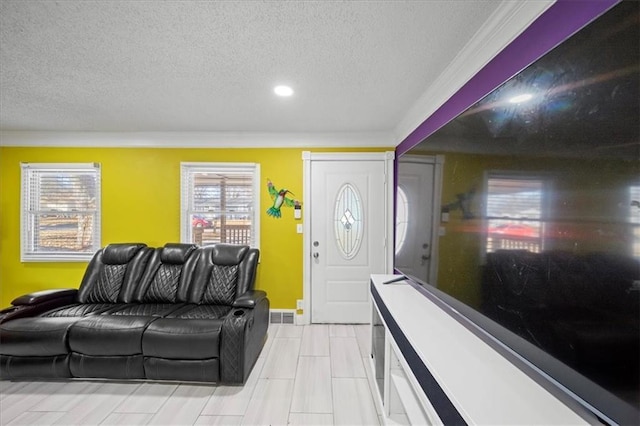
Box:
[395, 2, 639, 424]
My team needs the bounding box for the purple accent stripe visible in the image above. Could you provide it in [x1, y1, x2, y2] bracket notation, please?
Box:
[397, 0, 619, 156]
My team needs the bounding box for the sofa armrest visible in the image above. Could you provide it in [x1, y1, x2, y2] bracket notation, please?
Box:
[1, 289, 78, 324]
[11, 289, 78, 306]
[221, 296, 270, 383]
[232, 290, 267, 309]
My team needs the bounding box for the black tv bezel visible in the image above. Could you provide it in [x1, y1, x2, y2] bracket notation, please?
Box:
[394, 1, 639, 424]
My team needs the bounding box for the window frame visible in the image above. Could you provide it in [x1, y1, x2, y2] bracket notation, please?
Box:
[180, 162, 260, 249]
[20, 162, 101, 262]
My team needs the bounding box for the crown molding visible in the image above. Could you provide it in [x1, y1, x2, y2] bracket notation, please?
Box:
[0, 131, 394, 148]
[394, 0, 554, 145]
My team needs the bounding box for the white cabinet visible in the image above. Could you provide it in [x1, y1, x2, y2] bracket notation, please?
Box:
[371, 290, 439, 425]
[369, 274, 593, 426]
[386, 340, 435, 425]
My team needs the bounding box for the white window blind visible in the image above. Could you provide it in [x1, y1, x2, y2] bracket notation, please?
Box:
[181, 163, 260, 248]
[630, 185, 640, 258]
[486, 175, 544, 253]
[21, 163, 101, 262]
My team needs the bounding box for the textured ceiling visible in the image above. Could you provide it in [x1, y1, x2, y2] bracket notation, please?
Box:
[1, 1, 539, 143]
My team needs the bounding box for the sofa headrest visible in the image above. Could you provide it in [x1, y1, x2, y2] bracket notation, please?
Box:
[160, 243, 198, 264]
[102, 243, 147, 265]
[208, 244, 250, 266]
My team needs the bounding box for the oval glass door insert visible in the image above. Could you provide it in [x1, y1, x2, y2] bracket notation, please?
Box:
[334, 183, 364, 259]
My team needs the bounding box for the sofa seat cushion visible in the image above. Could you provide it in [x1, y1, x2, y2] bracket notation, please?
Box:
[170, 304, 232, 319]
[43, 303, 117, 317]
[142, 318, 224, 359]
[0, 317, 80, 356]
[103, 303, 184, 317]
[69, 316, 156, 356]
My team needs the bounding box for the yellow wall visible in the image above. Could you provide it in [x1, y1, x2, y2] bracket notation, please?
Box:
[0, 146, 389, 309]
[435, 152, 489, 308]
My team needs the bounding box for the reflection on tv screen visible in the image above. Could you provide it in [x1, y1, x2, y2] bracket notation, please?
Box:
[396, 1, 639, 421]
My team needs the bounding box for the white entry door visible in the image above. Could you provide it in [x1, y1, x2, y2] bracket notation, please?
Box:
[306, 155, 391, 324]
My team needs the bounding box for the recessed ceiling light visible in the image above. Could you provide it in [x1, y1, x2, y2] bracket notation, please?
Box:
[509, 93, 533, 103]
[274, 85, 294, 97]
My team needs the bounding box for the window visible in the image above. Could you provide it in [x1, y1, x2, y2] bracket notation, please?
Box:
[334, 183, 364, 259]
[485, 174, 545, 253]
[181, 163, 260, 248]
[630, 185, 640, 258]
[21, 163, 101, 262]
[395, 186, 409, 254]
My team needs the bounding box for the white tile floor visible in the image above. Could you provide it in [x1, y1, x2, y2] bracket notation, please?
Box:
[0, 324, 383, 426]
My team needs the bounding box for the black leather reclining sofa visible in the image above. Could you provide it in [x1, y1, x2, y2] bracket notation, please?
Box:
[0, 242, 269, 384]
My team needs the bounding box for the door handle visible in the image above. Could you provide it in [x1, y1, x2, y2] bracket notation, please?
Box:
[313, 252, 319, 259]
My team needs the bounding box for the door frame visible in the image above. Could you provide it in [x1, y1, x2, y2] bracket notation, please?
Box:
[397, 154, 444, 286]
[301, 151, 395, 325]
